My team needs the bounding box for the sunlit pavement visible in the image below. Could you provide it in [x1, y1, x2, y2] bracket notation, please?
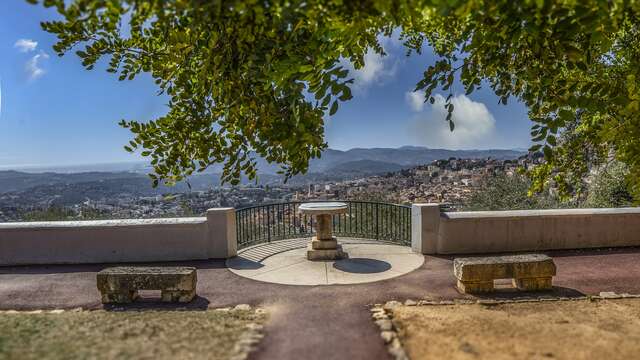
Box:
[2, 247, 640, 359]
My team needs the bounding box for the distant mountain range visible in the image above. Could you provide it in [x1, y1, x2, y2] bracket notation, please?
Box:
[303, 146, 524, 173]
[160, 146, 525, 175]
[0, 146, 526, 195]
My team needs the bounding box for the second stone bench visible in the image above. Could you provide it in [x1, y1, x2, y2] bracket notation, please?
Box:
[453, 254, 556, 294]
[97, 266, 197, 304]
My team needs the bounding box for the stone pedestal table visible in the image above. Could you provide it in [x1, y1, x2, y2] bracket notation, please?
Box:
[299, 202, 348, 260]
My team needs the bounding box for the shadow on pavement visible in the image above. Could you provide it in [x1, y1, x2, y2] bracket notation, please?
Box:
[0, 259, 228, 275]
[471, 286, 586, 300]
[102, 295, 211, 311]
[428, 247, 640, 261]
[333, 258, 392, 274]
[226, 256, 265, 270]
[547, 246, 640, 258]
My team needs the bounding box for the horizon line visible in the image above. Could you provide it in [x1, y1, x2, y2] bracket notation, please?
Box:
[0, 146, 528, 172]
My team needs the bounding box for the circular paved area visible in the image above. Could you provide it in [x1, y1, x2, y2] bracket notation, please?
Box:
[226, 238, 424, 285]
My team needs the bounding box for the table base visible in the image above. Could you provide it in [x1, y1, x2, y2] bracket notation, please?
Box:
[307, 243, 347, 261]
[310, 236, 338, 250]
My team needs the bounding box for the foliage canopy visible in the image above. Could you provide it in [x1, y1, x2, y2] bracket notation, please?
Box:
[29, 0, 640, 200]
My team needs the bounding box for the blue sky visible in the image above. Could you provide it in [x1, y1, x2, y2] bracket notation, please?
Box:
[0, 1, 532, 169]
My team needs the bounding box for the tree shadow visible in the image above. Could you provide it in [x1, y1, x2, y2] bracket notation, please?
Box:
[0, 259, 228, 275]
[427, 246, 640, 261]
[333, 258, 392, 274]
[226, 256, 264, 270]
[547, 246, 640, 258]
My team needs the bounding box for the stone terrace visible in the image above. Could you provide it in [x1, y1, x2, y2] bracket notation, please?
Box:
[2, 246, 640, 360]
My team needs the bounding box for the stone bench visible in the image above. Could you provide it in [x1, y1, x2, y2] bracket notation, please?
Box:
[453, 254, 556, 294]
[97, 266, 197, 304]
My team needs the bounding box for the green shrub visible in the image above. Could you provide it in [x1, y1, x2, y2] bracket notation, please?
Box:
[585, 162, 633, 208]
[463, 174, 560, 211]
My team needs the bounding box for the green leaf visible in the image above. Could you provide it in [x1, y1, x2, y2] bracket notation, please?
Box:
[329, 100, 339, 116]
[529, 144, 542, 152]
[32, 0, 640, 195]
[547, 135, 557, 146]
[543, 145, 553, 160]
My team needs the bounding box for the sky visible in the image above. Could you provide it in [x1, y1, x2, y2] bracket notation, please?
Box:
[0, 1, 533, 169]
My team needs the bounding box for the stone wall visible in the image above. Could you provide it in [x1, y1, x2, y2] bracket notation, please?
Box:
[412, 204, 640, 254]
[0, 208, 236, 266]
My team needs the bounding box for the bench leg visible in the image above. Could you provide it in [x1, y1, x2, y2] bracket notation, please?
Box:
[101, 290, 139, 304]
[457, 280, 494, 294]
[161, 289, 196, 303]
[513, 277, 553, 291]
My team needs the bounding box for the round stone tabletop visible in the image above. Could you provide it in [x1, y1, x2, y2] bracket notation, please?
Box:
[299, 202, 348, 215]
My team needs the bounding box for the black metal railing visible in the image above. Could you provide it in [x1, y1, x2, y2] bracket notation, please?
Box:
[236, 201, 411, 249]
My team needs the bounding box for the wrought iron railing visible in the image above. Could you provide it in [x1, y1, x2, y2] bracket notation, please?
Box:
[236, 201, 411, 249]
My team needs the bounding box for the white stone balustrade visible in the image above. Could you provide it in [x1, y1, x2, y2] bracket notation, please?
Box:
[411, 205, 640, 254]
[0, 208, 237, 265]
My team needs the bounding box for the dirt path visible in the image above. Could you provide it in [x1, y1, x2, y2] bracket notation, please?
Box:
[2, 248, 640, 360]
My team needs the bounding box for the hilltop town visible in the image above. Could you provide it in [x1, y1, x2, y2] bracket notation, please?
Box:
[0, 154, 543, 222]
[294, 154, 544, 207]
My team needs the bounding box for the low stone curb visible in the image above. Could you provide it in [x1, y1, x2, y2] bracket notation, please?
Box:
[371, 293, 640, 360]
[407, 292, 640, 306]
[0, 303, 267, 314]
[370, 300, 408, 360]
[0, 308, 84, 314]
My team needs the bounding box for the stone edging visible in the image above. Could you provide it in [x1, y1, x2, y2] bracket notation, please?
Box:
[226, 304, 267, 360]
[371, 292, 640, 360]
[370, 301, 409, 360]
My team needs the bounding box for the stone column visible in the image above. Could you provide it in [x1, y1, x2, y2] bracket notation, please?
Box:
[411, 203, 441, 255]
[307, 213, 345, 260]
[315, 214, 333, 240]
[206, 208, 237, 259]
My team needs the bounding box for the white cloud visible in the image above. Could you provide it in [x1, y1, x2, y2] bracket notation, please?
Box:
[344, 49, 398, 93]
[25, 51, 50, 81]
[14, 39, 49, 81]
[14, 39, 38, 53]
[336, 32, 403, 94]
[408, 94, 497, 149]
[405, 90, 427, 112]
[356, 51, 393, 84]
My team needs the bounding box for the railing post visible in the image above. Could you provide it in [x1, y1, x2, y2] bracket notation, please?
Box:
[267, 206, 272, 243]
[375, 203, 379, 240]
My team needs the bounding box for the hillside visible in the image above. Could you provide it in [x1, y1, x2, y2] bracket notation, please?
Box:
[0, 171, 146, 193]
[0, 146, 526, 197]
[324, 160, 405, 176]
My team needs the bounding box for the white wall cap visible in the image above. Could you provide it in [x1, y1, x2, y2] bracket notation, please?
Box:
[443, 207, 640, 220]
[0, 217, 206, 230]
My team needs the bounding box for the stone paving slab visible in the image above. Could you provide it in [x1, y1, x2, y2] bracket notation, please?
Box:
[253, 259, 328, 285]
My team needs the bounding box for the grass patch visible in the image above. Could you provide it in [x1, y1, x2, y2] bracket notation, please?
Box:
[392, 299, 640, 360]
[0, 309, 265, 360]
